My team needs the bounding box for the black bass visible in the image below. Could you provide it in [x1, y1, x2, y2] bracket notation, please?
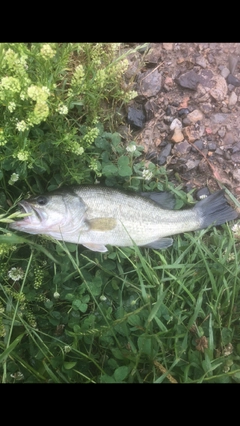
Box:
[9, 186, 238, 252]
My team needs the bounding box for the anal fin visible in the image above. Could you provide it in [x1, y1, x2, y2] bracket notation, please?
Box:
[82, 243, 108, 252]
[144, 238, 173, 249]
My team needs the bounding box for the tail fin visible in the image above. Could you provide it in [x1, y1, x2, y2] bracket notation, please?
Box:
[194, 190, 238, 229]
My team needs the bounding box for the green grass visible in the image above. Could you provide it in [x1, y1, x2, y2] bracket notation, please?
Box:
[1, 221, 240, 383]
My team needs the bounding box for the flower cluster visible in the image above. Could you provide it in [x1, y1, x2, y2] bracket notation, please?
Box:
[8, 101, 16, 112]
[27, 85, 50, 102]
[17, 150, 29, 161]
[82, 127, 99, 144]
[39, 44, 56, 60]
[142, 169, 153, 181]
[126, 143, 137, 153]
[8, 173, 19, 185]
[8, 266, 24, 281]
[16, 120, 28, 132]
[33, 267, 44, 289]
[56, 104, 68, 115]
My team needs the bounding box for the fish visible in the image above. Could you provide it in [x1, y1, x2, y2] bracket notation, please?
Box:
[9, 186, 238, 253]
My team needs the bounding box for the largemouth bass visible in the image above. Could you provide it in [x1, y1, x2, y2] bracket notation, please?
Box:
[9, 186, 238, 252]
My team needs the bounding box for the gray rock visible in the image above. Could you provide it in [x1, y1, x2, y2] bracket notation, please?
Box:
[208, 142, 217, 151]
[173, 140, 191, 155]
[137, 69, 162, 97]
[215, 148, 224, 155]
[195, 55, 207, 68]
[228, 91, 238, 106]
[232, 152, 240, 163]
[127, 107, 145, 129]
[192, 139, 204, 152]
[199, 103, 213, 115]
[227, 73, 240, 87]
[170, 118, 182, 131]
[186, 159, 200, 170]
[232, 142, 240, 153]
[228, 55, 239, 74]
[221, 67, 230, 78]
[157, 143, 172, 165]
[187, 109, 204, 123]
[218, 126, 226, 138]
[212, 113, 229, 124]
[176, 70, 200, 90]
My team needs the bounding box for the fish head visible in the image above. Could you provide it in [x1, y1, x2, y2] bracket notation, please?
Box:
[9, 190, 87, 238]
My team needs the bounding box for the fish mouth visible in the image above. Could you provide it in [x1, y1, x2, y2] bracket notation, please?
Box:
[19, 201, 45, 222]
[9, 201, 44, 230]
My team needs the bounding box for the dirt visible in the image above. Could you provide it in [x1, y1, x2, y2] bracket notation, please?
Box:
[121, 43, 240, 200]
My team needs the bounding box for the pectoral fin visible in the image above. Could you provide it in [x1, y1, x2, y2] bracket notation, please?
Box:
[144, 238, 173, 249]
[88, 217, 117, 231]
[82, 243, 108, 252]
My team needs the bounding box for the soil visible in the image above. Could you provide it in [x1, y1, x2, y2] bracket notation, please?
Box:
[120, 43, 240, 201]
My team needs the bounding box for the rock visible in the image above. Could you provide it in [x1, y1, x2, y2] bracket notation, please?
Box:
[228, 91, 238, 106]
[210, 75, 227, 102]
[195, 55, 207, 68]
[127, 106, 145, 129]
[232, 142, 240, 153]
[172, 140, 191, 155]
[157, 143, 172, 165]
[182, 117, 192, 126]
[186, 159, 200, 170]
[187, 109, 204, 123]
[144, 100, 158, 120]
[208, 53, 215, 64]
[170, 118, 182, 131]
[198, 158, 210, 173]
[212, 113, 228, 124]
[165, 106, 172, 116]
[182, 126, 202, 143]
[218, 126, 226, 138]
[223, 131, 235, 146]
[137, 69, 162, 97]
[227, 73, 240, 87]
[192, 139, 204, 152]
[162, 43, 173, 51]
[228, 55, 239, 74]
[171, 128, 184, 143]
[164, 76, 174, 87]
[221, 67, 230, 78]
[231, 152, 240, 163]
[199, 103, 212, 115]
[176, 70, 200, 90]
[145, 44, 162, 66]
[208, 142, 217, 151]
[178, 108, 190, 117]
[215, 148, 224, 155]
[196, 187, 210, 200]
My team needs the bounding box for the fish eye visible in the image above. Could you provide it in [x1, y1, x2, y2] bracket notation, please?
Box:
[36, 196, 48, 206]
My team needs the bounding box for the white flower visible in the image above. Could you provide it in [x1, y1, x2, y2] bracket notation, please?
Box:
[57, 104, 68, 115]
[53, 291, 60, 299]
[8, 173, 19, 185]
[16, 120, 28, 132]
[126, 144, 136, 153]
[8, 267, 24, 281]
[40, 44, 56, 59]
[142, 169, 153, 181]
[8, 101, 16, 112]
[231, 223, 240, 234]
